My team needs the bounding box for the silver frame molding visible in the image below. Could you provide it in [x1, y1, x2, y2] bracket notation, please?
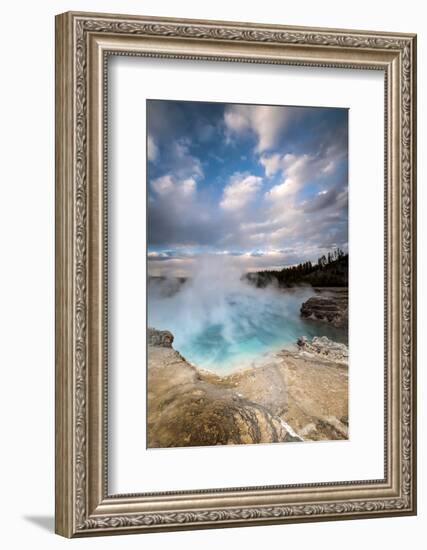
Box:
[55, 11, 417, 538]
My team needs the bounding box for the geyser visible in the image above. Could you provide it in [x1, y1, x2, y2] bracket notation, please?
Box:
[148, 256, 346, 372]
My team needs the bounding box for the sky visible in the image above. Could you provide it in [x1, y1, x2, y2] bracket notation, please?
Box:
[147, 99, 348, 277]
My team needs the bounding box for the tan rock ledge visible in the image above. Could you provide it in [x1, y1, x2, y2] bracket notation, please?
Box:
[147, 330, 348, 448]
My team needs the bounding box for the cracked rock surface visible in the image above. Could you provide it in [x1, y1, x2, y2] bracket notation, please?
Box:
[300, 290, 348, 328]
[147, 330, 348, 448]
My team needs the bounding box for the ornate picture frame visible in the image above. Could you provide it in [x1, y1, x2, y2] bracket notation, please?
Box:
[55, 11, 417, 537]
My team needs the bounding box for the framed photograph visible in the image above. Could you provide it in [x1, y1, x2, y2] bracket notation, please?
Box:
[55, 11, 417, 537]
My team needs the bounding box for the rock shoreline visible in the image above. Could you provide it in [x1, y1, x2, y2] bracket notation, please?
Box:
[300, 289, 348, 329]
[147, 329, 348, 448]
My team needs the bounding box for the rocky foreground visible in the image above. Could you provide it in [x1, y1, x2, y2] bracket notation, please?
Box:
[147, 328, 348, 448]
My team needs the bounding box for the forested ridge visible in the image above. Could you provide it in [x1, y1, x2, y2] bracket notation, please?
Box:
[246, 249, 348, 288]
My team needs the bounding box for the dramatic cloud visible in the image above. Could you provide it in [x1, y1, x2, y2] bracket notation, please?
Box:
[259, 153, 282, 177]
[263, 154, 312, 206]
[261, 152, 310, 178]
[147, 135, 158, 162]
[147, 100, 348, 276]
[170, 139, 204, 181]
[151, 174, 197, 197]
[224, 104, 291, 153]
[265, 179, 298, 201]
[220, 173, 263, 210]
[261, 146, 347, 211]
[302, 185, 348, 214]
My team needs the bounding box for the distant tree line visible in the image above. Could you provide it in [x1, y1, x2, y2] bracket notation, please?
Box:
[246, 248, 348, 288]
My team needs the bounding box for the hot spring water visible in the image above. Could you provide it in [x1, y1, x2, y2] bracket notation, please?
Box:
[148, 263, 347, 372]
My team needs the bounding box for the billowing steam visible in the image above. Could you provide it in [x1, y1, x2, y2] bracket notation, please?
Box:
[148, 255, 340, 372]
